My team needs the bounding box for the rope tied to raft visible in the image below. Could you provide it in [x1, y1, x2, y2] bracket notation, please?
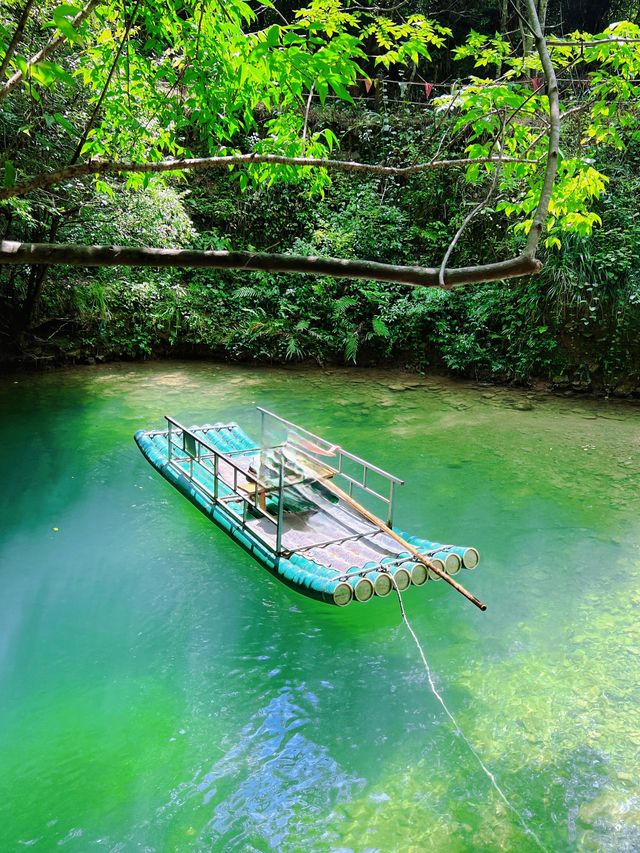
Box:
[390, 576, 548, 853]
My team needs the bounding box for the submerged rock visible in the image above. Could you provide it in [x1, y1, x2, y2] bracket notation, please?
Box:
[386, 383, 420, 392]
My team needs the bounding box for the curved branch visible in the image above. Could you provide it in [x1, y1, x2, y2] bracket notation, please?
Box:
[0, 0, 101, 102]
[0, 240, 542, 288]
[523, 0, 560, 259]
[0, 152, 539, 202]
[439, 124, 505, 286]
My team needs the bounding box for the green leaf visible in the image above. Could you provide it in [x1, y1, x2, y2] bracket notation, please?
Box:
[53, 4, 80, 26]
[372, 317, 390, 338]
[266, 25, 280, 47]
[55, 18, 79, 42]
[3, 161, 16, 188]
[344, 333, 359, 363]
[54, 112, 76, 134]
[316, 78, 329, 104]
[329, 78, 353, 102]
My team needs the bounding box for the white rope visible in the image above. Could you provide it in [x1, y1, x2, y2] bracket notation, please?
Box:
[391, 578, 548, 853]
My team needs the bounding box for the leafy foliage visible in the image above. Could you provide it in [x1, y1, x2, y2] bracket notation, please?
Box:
[1, 0, 640, 393]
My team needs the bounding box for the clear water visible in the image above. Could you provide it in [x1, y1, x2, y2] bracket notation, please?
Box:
[1, 362, 639, 852]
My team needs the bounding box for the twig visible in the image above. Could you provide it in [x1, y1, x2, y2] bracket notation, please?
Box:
[547, 37, 640, 47]
[0, 0, 36, 80]
[301, 83, 315, 155]
[0, 239, 542, 289]
[438, 121, 506, 286]
[509, 0, 536, 39]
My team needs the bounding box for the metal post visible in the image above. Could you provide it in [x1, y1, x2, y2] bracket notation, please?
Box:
[214, 452, 219, 502]
[275, 456, 285, 556]
[387, 481, 396, 528]
[167, 421, 173, 461]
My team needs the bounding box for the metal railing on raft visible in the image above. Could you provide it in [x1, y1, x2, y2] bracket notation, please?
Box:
[164, 416, 288, 556]
[256, 407, 404, 527]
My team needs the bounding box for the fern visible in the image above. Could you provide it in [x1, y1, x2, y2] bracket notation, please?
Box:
[371, 316, 390, 338]
[285, 337, 305, 360]
[233, 286, 259, 301]
[344, 332, 359, 363]
[333, 295, 358, 316]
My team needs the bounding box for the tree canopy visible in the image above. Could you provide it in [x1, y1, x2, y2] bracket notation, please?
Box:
[1, 0, 640, 288]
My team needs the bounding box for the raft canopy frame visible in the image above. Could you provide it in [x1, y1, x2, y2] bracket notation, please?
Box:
[162, 409, 404, 559]
[257, 407, 404, 529]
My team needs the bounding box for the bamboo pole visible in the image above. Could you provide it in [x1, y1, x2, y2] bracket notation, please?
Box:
[321, 480, 487, 612]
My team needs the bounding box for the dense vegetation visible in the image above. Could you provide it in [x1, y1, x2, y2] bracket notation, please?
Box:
[1, 0, 640, 394]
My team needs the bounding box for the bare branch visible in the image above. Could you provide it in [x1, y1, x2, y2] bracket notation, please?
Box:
[0, 0, 36, 80]
[523, 0, 560, 259]
[439, 123, 506, 286]
[0, 240, 542, 288]
[0, 0, 101, 102]
[0, 152, 539, 202]
[509, 0, 536, 39]
[301, 83, 315, 155]
[547, 37, 640, 47]
[559, 103, 590, 121]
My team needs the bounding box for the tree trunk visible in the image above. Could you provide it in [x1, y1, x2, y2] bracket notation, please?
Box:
[20, 216, 62, 327]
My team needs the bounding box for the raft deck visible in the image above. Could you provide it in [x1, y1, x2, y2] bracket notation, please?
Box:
[134, 408, 479, 606]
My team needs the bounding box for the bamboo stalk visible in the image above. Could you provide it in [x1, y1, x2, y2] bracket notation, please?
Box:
[321, 480, 487, 612]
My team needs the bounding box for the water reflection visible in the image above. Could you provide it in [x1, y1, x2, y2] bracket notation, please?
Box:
[159, 686, 363, 851]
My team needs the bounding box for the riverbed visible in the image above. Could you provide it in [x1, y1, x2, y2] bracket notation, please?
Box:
[1, 362, 639, 851]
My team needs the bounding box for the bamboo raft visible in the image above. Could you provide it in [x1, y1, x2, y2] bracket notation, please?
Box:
[134, 408, 484, 609]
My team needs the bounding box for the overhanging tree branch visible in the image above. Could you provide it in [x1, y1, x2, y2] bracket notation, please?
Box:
[0, 240, 542, 288]
[0, 2, 562, 291]
[0, 152, 539, 202]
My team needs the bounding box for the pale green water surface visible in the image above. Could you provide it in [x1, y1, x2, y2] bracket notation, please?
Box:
[1, 362, 639, 852]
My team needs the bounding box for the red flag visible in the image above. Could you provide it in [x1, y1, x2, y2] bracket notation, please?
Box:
[530, 77, 543, 92]
[364, 78, 373, 93]
[424, 81, 434, 98]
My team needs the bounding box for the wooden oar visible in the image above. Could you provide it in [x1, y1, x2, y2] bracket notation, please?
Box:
[321, 478, 487, 612]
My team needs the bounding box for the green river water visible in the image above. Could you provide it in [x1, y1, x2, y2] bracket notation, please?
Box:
[1, 362, 639, 852]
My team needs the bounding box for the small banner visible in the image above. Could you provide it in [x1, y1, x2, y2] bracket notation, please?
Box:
[424, 81, 434, 98]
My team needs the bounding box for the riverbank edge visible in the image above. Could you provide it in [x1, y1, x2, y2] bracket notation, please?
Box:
[2, 351, 640, 402]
